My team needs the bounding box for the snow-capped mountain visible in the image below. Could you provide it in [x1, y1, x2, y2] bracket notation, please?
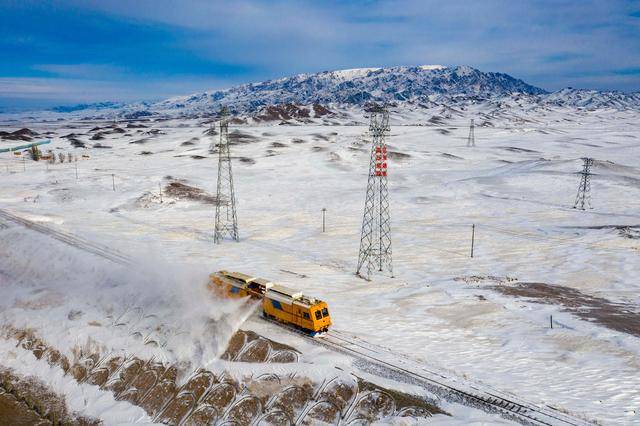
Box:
[38, 65, 640, 120]
[152, 65, 547, 115]
[543, 88, 640, 110]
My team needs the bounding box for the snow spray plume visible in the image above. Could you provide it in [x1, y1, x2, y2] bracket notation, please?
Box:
[0, 228, 256, 368]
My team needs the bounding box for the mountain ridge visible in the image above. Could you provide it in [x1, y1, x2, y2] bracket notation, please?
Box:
[151, 65, 547, 114]
[43, 65, 640, 118]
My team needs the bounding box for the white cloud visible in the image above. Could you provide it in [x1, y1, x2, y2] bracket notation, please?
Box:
[0, 76, 239, 103]
[59, 0, 639, 91]
[2, 0, 639, 108]
[32, 63, 127, 79]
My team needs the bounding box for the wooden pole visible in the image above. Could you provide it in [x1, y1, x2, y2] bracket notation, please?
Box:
[159, 182, 163, 203]
[470, 224, 475, 258]
[322, 208, 326, 232]
[112, 174, 115, 191]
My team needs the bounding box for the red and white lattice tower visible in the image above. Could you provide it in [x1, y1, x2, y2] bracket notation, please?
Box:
[375, 145, 388, 177]
[356, 105, 393, 280]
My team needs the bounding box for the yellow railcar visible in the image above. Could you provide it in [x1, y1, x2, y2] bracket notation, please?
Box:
[262, 285, 331, 335]
[208, 270, 271, 299]
[208, 270, 331, 335]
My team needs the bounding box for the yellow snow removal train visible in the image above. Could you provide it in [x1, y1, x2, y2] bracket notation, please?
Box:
[208, 270, 331, 335]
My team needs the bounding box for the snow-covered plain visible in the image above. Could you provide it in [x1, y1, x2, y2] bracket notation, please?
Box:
[1, 102, 639, 424]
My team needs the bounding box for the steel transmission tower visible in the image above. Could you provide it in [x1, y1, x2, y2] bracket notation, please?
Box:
[467, 119, 475, 147]
[573, 157, 594, 210]
[214, 106, 239, 243]
[356, 105, 393, 280]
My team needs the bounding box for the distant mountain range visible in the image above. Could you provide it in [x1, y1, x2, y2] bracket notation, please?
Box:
[50, 101, 126, 113]
[48, 65, 640, 119]
[152, 65, 546, 113]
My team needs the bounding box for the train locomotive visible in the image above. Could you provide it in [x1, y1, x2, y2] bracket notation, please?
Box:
[208, 270, 331, 335]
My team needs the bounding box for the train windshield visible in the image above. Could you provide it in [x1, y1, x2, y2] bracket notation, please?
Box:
[315, 310, 322, 320]
[322, 308, 329, 317]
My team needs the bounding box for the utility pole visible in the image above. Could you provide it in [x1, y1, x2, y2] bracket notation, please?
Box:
[321, 208, 326, 232]
[470, 224, 475, 258]
[573, 157, 594, 210]
[159, 182, 163, 203]
[467, 119, 476, 147]
[112, 174, 115, 191]
[74, 160, 78, 180]
[214, 106, 240, 243]
[22, 157, 26, 172]
[356, 104, 393, 280]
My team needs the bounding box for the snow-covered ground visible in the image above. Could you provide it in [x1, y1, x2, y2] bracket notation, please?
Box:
[1, 104, 639, 424]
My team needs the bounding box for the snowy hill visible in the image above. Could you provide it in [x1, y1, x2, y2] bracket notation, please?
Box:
[543, 87, 640, 110]
[150, 65, 547, 115]
[10, 65, 640, 121]
[1, 95, 639, 424]
[130, 65, 640, 119]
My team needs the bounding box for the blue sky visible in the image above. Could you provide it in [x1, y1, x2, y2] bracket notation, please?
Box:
[1, 0, 639, 109]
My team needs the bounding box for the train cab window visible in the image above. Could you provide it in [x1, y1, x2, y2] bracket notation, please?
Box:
[303, 312, 310, 320]
[315, 310, 322, 320]
[322, 308, 329, 317]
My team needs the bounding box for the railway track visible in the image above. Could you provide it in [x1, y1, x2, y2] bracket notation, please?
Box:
[3, 208, 593, 425]
[263, 319, 592, 426]
[0, 209, 131, 266]
[327, 330, 593, 425]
